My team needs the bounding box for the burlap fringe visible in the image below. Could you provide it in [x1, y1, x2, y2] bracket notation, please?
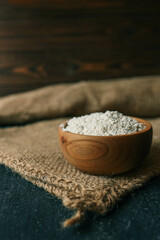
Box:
[63, 209, 85, 227]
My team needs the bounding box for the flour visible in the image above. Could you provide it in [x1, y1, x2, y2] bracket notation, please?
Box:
[63, 111, 146, 136]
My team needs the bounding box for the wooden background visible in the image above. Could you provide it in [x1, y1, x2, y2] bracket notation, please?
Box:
[0, 0, 160, 96]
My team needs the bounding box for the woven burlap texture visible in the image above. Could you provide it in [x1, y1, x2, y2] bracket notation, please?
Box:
[0, 75, 160, 227]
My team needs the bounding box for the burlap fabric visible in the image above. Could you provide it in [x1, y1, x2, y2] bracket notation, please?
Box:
[0, 75, 160, 227]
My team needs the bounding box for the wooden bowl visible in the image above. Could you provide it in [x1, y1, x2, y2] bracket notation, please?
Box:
[58, 117, 152, 175]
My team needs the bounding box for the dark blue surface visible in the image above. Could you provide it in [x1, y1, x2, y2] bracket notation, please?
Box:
[0, 164, 160, 240]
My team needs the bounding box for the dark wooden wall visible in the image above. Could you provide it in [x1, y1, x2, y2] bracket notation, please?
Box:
[0, 0, 160, 96]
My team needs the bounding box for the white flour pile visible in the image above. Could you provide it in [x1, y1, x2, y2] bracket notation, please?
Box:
[63, 111, 146, 136]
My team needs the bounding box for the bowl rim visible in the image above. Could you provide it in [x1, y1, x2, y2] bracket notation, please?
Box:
[59, 116, 152, 138]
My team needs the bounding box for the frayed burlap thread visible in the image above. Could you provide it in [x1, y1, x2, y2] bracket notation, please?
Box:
[0, 76, 160, 226]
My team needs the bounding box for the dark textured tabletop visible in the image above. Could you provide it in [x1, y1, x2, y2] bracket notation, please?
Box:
[0, 164, 160, 240]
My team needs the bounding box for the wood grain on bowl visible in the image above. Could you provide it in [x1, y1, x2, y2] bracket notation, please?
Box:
[58, 118, 152, 175]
